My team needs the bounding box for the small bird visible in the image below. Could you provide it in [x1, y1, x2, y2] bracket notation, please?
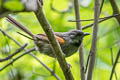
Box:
[7, 16, 90, 57]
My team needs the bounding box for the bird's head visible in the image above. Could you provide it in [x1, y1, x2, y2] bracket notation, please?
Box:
[68, 30, 90, 44]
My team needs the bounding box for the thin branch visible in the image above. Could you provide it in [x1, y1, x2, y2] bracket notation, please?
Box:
[110, 49, 120, 80]
[73, 0, 85, 80]
[32, 67, 60, 80]
[81, 13, 120, 30]
[99, 0, 104, 15]
[1, 29, 11, 55]
[31, 54, 61, 80]
[85, 54, 90, 73]
[73, 0, 81, 29]
[0, 27, 60, 80]
[35, 0, 74, 80]
[6, 16, 34, 37]
[68, 14, 120, 22]
[0, 28, 21, 47]
[110, 0, 120, 24]
[86, 0, 100, 80]
[110, 48, 118, 80]
[0, 44, 28, 62]
[0, 48, 35, 71]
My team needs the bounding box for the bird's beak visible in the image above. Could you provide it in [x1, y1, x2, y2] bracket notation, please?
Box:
[83, 32, 90, 36]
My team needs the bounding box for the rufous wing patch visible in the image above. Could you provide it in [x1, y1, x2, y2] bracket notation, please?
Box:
[55, 36, 65, 44]
[37, 33, 65, 44]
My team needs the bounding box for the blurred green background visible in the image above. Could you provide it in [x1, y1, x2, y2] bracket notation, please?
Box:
[0, 0, 120, 80]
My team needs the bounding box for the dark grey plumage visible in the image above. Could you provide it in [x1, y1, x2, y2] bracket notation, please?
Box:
[34, 30, 89, 57]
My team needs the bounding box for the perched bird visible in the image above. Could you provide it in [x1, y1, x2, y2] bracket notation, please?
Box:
[7, 16, 90, 57]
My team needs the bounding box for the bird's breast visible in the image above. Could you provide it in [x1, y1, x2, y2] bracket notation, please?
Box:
[61, 43, 80, 57]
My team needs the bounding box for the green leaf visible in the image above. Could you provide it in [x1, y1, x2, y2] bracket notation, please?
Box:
[3, 0, 24, 11]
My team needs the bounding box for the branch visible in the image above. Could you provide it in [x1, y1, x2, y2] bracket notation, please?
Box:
[0, 43, 28, 62]
[35, 1, 74, 80]
[0, 48, 35, 71]
[81, 14, 120, 30]
[99, 0, 104, 14]
[31, 54, 61, 80]
[110, 48, 118, 80]
[7, 16, 34, 37]
[110, 0, 120, 24]
[86, 0, 100, 80]
[73, 0, 85, 80]
[32, 66, 60, 80]
[68, 14, 120, 22]
[110, 49, 120, 80]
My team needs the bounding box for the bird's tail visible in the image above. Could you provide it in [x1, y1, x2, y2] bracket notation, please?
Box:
[7, 16, 34, 37]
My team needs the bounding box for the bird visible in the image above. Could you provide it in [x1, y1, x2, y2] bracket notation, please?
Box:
[7, 16, 90, 57]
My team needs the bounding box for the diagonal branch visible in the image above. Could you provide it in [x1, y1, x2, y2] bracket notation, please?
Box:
[0, 48, 35, 71]
[110, 48, 118, 80]
[82, 14, 120, 30]
[0, 43, 28, 62]
[110, 49, 120, 80]
[68, 14, 120, 22]
[110, 0, 120, 24]
[35, 0, 74, 80]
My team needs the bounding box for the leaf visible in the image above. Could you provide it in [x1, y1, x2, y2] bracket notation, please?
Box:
[3, 0, 24, 11]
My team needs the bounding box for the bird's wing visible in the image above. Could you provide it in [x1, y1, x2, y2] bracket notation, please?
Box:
[36, 33, 66, 45]
[35, 34, 49, 43]
[55, 32, 66, 45]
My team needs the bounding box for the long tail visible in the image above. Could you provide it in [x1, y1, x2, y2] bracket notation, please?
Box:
[7, 16, 34, 37]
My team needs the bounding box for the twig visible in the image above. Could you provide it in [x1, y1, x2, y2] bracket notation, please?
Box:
[50, 0, 73, 14]
[35, 0, 74, 80]
[99, 0, 104, 14]
[31, 54, 60, 80]
[1, 28, 11, 55]
[86, 0, 100, 80]
[32, 67, 60, 80]
[0, 27, 60, 80]
[0, 28, 21, 46]
[110, 49, 120, 80]
[73, 0, 85, 80]
[68, 14, 120, 22]
[0, 48, 35, 71]
[110, 48, 118, 80]
[6, 16, 34, 37]
[85, 54, 90, 73]
[110, 0, 120, 24]
[81, 14, 120, 30]
[0, 44, 28, 62]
